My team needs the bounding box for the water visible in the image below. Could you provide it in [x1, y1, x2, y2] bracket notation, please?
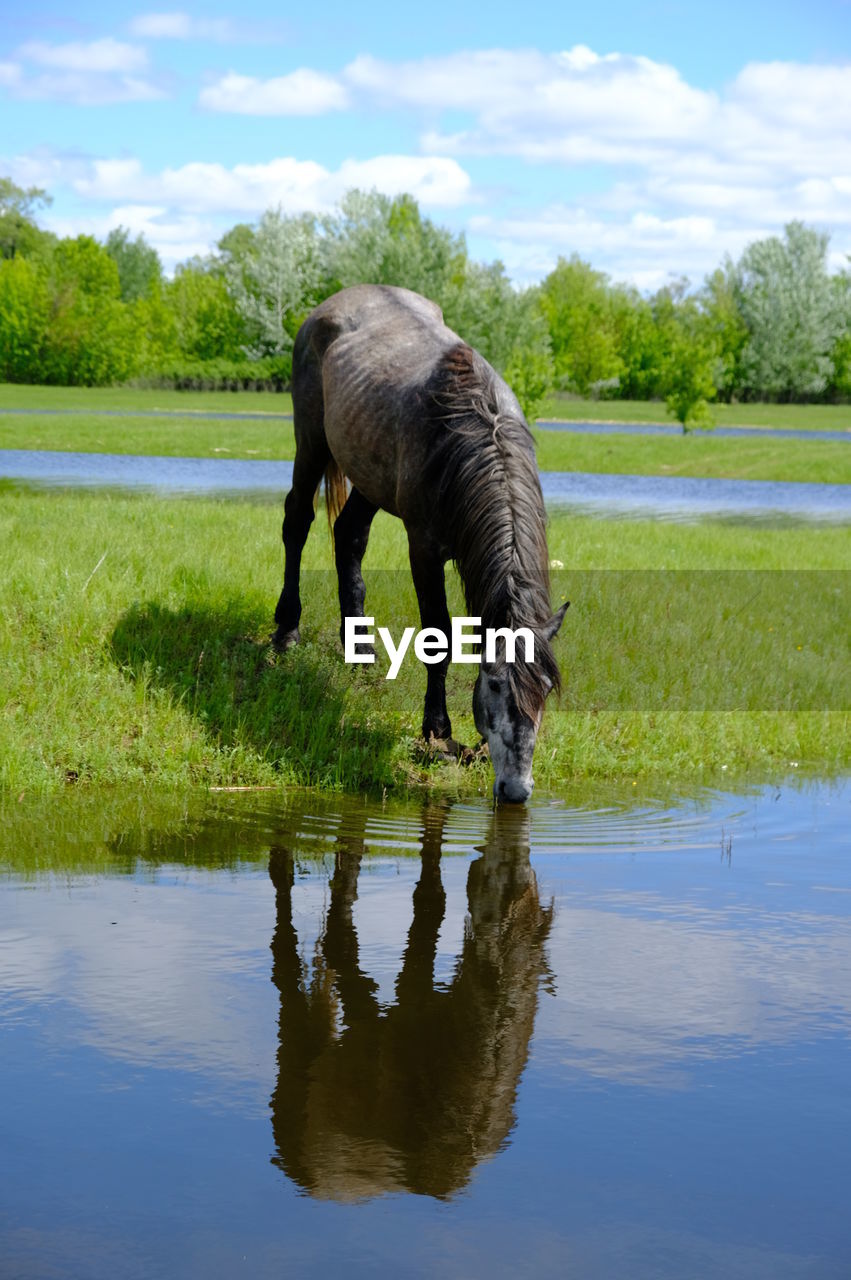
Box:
[536, 420, 851, 442]
[2, 448, 850, 521]
[2, 781, 849, 1278]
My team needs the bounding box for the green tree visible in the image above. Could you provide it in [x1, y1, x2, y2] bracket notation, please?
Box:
[43, 236, 138, 385]
[700, 262, 748, 401]
[443, 259, 520, 372]
[322, 190, 465, 308]
[734, 222, 842, 399]
[826, 267, 851, 399]
[225, 209, 324, 362]
[443, 260, 554, 419]
[0, 257, 50, 381]
[539, 255, 623, 394]
[610, 287, 665, 400]
[104, 227, 163, 302]
[652, 283, 718, 430]
[0, 176, 54, 261]
[165, 263, 246, 361]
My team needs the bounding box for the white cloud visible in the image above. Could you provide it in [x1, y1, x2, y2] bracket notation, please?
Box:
[0, 61, 22, 88]
[2, 38, 163, 104]
[19, 38, 148, 74]
[129, 11, 239, 41]
[469, 206, 771, 290]
[73, 152, 472, 213]
[47, 204, 215, 270]
[5, 71, 165, 105]
[199, 69, 348, 115]
[349, 46, 715, 145]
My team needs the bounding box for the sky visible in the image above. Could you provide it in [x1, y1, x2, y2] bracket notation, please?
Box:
[2, 0, 850, 289]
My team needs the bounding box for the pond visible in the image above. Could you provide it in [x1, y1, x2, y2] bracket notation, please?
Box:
[2, 447, 850, 521]
[2, 780, 849, 1278]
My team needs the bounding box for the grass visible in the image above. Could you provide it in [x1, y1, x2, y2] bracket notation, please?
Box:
[1, 484, 848, 796]
[538, 393, 851, 431]
[0, 382, 295, 415]
[2, 409, 849, 486]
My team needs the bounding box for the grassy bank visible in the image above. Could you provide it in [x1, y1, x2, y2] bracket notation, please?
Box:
[1, 484, 847, 796]
[538, 393, 851, 432]
[2, 382, 849, 432]
[0, 383, 296, 415]
[2, 411, 849, 486]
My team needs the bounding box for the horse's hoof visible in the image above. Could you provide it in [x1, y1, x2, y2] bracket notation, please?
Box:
[425, 735, 467, 763]
[272, 627, 299, 653]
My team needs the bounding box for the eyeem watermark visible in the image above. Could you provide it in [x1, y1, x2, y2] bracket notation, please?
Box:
[344, 616, 535, 680]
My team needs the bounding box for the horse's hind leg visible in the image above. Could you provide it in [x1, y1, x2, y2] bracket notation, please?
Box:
[273, 446, 329, 651]
[334, 487, 378, 647]
[273, 328, 330, 650]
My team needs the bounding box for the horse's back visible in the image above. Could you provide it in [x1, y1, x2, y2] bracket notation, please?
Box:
[294, 286, 463, 515]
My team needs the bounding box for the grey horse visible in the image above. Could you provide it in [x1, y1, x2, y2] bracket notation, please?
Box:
[273, 284, 567, 802]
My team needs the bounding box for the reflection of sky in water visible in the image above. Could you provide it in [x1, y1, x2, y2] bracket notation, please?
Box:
[1, 781, 849, 1278]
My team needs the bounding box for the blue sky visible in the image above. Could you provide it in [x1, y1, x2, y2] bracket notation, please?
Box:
[3, 1, 850, 287]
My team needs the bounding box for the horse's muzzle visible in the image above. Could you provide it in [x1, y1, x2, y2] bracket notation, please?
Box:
[495, 776, 534, 804]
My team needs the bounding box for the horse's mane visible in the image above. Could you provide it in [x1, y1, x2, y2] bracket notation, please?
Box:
[427, 343, 561, 717]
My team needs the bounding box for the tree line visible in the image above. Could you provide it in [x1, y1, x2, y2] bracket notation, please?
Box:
[1, 175, 850, 424]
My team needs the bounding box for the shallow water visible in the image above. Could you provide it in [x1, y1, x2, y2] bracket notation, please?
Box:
[2, 780, 849, 1278]
[2, 447, 850, 521]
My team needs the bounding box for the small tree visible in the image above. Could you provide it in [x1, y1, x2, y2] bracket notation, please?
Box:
[654, 286, 718, 432]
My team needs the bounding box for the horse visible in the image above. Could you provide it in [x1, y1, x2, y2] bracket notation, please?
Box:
[268, 801, 553, 1200]
[273, 284, 567, 803]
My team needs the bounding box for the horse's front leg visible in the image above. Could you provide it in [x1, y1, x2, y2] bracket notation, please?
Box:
[334, 487, 378, 647]
[407, 536, 452, 742]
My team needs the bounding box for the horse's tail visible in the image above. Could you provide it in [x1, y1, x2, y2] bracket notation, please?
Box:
[323, 458, 348, 534]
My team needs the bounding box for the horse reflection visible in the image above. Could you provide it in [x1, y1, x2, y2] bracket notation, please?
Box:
[268, 805, 552, 1201]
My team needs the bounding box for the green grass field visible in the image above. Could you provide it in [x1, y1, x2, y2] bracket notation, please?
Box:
[2, 401, 849, 485]
[538, 393, 851, 431]
[2, 484, 847, 796]
[2, 381, 849, 431]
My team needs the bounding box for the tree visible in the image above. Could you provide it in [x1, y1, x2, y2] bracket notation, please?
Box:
[653, 283, 718, 431]
[0, 257, 50, 381]
[700, 262, 748, 402]
[44, 236, 138, 385]
[165, 263, 246, 361]
[322, 190, 465, 308]
[826, 267, 851, 399]
[104, 227, 163, 302]
[226, 208, 324, 362]
[734, 222, 842, 400]
[443, 259, 520, 373]
[539, 255, 623, 394]
[0, 176, 54, 261]
[609, 286, 665, 400]
[442, 260, 554, 420]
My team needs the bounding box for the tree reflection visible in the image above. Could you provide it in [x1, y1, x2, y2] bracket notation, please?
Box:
[268, 804, 553, 1201]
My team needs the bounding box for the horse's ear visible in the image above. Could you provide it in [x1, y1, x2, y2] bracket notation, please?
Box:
[543, 601, 569, 641]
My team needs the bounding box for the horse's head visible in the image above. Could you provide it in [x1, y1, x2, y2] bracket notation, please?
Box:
[473, 604, 568, 803]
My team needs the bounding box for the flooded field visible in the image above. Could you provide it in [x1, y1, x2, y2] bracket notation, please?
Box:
[1, 780, 849, 1278]
[2, 447, 851, 520]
